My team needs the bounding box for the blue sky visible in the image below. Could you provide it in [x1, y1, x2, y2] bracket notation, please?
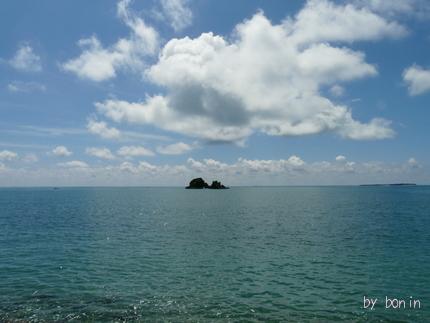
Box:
[1, 0, 430, 186]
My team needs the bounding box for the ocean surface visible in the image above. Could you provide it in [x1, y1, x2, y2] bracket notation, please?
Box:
[1, 186, 429, 322]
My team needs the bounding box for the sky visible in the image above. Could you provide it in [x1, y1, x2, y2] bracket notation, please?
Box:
[0, 0, 430, 186]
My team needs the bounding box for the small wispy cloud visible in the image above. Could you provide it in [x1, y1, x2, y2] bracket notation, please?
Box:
[117, 145, 155, 158]
[403, 65, 430, 96]
[7, 81, 46, 93]
[22, 153, 39, 163]
[86, 147, 115, 160]
[156, 142, 194, 155]
[0, 141, 50, 150]
[0, 150, 18, 161]
[58, 160, 89, 168]
[329, 84, 345, 97]
[51, 146, 73, 157]
[87, 119, 121, 139]
[159, 0, 193, 32]
[9, 45, 42, 72]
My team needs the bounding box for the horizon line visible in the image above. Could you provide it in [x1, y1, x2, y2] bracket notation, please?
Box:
[0, 184, 427, 189]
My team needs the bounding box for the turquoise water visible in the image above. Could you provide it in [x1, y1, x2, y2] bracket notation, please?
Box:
[1, 186, 429, 322]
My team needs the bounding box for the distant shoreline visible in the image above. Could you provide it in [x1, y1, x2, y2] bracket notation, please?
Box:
[359, 183, 417, 187]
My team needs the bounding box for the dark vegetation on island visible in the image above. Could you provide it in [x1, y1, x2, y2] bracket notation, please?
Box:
[186, 178, 229, 189]
[359, 183, 417, 186]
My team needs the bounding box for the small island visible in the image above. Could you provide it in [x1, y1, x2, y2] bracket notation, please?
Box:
[186, 178, 229, 189]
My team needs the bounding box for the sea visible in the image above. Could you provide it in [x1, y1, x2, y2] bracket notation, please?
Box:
[1, 186, 429, 322]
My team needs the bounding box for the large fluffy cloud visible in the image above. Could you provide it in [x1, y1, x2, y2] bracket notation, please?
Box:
[286, 0, 406, 45]
[62, 0, 158, 81]
[96, 0, 401, 143]
[403, 65, 430, 96]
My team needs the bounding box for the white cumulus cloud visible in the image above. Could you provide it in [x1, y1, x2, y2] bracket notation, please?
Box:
[51, 146, 72, 157]
[87, 119, 121, 139]
[286, 0, 407, 45]
[86, 147, 115, 160]
[0, 150, 18, 161]
[407, 157, 419, 168]
[119, 161, 159, 173]
[403, 65, 430, 96]
[230, 156, 306, 173]
[9, 45, 42, 72]
[62, 0, 158, 81]
[335, 155, 347, 162]
[96, 1, 400, 143]
[58, 160, 89, 168]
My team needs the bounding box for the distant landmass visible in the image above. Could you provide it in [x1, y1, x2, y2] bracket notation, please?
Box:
[186, 178, 229, 189]
[359, 183, 417, 187]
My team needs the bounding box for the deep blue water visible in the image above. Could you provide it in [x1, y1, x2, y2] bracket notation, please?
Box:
[1, 186, 429, 322]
